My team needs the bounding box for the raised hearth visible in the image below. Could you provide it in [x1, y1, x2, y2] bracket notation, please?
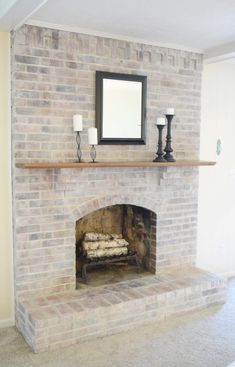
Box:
[17, 267, 226, 352]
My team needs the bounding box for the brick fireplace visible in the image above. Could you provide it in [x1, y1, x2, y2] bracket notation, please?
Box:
[12, 25, 226, 352]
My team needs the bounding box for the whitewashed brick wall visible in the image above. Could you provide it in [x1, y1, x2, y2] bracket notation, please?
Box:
[12, 25, 202, 299]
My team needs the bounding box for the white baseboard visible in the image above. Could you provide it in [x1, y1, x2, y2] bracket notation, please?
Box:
[0, 318, 15, 328]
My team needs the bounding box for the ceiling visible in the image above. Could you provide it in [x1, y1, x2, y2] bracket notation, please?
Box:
[27, 0, 235, 52]
[1, 0, 235, 57]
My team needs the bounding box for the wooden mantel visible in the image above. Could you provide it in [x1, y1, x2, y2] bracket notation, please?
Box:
[16, 160, 216, 169]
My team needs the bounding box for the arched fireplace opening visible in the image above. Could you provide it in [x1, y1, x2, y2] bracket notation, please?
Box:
[75, 204, 156, 287]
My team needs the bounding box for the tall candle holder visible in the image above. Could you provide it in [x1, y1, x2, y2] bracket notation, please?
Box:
[73, 114, 83, 163]
[153, 123, 166, 162]
[90, 145, 97, 163]
[76, 131, 82, 163]
[164, 114, 176, 162]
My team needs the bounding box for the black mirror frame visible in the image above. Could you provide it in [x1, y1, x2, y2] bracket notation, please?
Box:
[96, 71, 147, 145]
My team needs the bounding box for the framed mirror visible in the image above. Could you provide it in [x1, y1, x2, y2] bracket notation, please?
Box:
[96, 71, 147, 144]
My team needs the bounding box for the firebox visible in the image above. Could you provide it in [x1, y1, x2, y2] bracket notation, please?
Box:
[75, 204, 156, 286]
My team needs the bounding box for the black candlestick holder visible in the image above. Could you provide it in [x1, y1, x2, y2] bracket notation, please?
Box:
[75, 131, 82, 162]
[153, 124, 166, 162]
[164, 114, 176, 162]
[90, 145, 97, 163]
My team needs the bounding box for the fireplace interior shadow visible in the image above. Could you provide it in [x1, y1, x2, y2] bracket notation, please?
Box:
[75, 204, 156, 288]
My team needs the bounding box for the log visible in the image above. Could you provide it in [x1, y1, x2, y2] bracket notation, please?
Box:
[86, 247, 128, 259]
[84, 232, 122, 241]
[82, 238, 129, 251]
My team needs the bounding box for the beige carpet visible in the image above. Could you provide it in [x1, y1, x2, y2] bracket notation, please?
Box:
[0, 278, 235, 367]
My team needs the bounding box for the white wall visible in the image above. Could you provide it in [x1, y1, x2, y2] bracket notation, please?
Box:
[197, 62, 235, 278]
[0, 32, 14, 327]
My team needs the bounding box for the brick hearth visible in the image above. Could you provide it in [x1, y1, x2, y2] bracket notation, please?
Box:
[17, 267, 226, 352]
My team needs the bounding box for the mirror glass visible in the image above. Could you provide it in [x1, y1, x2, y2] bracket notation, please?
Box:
[96, 72, 147, 144]
[103, 79, 142, 139]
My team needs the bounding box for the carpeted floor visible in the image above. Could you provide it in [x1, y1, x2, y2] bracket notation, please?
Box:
[0, 278, 235, 367]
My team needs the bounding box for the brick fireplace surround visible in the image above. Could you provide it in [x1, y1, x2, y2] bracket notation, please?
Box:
[12, 25, 226, 352]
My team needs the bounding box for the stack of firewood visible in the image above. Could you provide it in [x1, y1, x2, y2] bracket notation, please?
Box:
[82, 232, 129, 260]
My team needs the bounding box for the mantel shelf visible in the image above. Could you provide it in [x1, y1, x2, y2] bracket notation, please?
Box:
[16, 160, 216, 169]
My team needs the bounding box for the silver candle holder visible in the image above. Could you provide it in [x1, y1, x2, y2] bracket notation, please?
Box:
[88, 127, 98, 163]
[90, 145, 97, 163]
[76, 131, 82, 162]
[73, 114, 83, 163]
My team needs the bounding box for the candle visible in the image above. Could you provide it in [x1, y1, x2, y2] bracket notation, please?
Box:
[166, 108, 175, 115]
[73, 115, 83, 131]
[88, 127, 98, 145]
[156, 117, 166, 125]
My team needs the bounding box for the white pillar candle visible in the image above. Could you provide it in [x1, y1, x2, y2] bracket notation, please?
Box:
[73, 114, 83, 131]
[88, 127, 98, 145]
[166, 108, 175, 115]
[157, 117, 166, 125]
